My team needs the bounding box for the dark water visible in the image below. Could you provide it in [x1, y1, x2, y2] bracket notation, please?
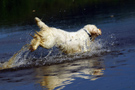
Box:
[0, 0, 135, 90]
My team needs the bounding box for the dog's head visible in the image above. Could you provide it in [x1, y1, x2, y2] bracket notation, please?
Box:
[84, 25, 101, 41]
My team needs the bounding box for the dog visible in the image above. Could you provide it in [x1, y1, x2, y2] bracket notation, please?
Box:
[29, 17, 101, 54]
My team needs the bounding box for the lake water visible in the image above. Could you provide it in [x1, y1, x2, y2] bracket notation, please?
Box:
[0, 0, 135, 90]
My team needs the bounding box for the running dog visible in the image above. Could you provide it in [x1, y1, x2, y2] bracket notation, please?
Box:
[29, 17, 101, 54]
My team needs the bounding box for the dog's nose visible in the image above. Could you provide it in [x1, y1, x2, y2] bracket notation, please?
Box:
[99, 29, 102, 35]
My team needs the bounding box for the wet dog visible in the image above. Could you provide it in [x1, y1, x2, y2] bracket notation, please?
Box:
[29, 17, 101, 54]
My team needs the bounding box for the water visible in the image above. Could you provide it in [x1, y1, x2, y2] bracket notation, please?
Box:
[0, 44, 30, 69]
[0, 0, 135, 90]
[0, 39, 106, 70]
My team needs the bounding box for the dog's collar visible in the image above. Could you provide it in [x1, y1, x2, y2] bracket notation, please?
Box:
[83, 29, 92, 40]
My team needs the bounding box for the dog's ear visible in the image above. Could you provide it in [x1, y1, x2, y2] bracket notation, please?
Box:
[35, 17, 48, 29]
[90, 30, 98, 36]
[89, 28, 101, 36]
[92, 29, 101, 36]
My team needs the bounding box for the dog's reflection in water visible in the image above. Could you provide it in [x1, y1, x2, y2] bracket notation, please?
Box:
[35, 58, 105, 90]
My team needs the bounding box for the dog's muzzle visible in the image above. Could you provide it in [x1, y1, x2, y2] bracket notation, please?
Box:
[99, 29, 102, 35]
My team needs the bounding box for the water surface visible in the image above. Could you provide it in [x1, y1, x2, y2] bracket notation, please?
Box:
[0, 0, 135, 90]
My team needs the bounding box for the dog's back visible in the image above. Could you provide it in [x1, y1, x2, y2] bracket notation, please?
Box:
[30, 17, 101, 54]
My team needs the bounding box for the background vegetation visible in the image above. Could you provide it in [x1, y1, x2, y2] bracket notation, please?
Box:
[0, 0, 134, 26]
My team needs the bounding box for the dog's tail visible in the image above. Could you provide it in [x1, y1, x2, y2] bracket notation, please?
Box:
[35, 17, 48, 29]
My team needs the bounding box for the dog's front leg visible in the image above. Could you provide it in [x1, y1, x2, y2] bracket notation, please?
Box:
[82, 40, 88, 53]
[83, 39, 91, 53]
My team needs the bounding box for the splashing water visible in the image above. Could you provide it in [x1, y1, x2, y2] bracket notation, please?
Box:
[26, 39, 109, 66]
[0, 39, 109, 70]
[0, 44, 30, 69]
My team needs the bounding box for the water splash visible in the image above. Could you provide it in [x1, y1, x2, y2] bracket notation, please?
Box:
[26, 39, 109, 66]
[0, 39, 109, 70]
[0, 44, 30, 69]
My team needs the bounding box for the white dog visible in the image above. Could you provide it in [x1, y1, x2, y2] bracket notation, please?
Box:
[29, 17, 101, 54]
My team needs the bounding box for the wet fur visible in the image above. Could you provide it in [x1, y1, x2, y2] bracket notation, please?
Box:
[30, 17, 101, 54]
